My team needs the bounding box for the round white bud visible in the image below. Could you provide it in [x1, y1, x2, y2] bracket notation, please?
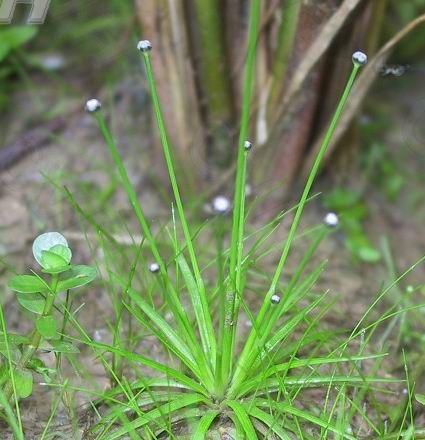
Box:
[149, 262, 160, 273]
[271, 294, 281, 304]
[324, 212, 339, 228]
[352, 51, 368, 66]
[85, 99, 101, 113]
[212, 196, 231, 214]
[137, 40, 152, 53]
[244, 140, 253, 151]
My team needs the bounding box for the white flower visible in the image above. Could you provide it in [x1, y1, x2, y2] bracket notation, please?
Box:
[324, 212, 339, 228]
[352, 51, 368, 66]
[137, 40, 152, 53]
[149, 262, 160, 273]
[212, 196, 231, 214]
[85, 99, 101, 113]
[271, 294, 281, 304]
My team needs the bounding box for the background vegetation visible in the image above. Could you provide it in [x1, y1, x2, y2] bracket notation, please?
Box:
[1, 0, 425, 438]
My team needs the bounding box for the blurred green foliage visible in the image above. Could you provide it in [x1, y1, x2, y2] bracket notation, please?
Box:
[388, 0, 425, 58]
[391, 0, 425, 23]
[324, 188, 381, 263]
[0, 26, 37, 108]
[0, 0, 135, 127]
[364, 143, 405, 202]
[0, 26, 37, 62]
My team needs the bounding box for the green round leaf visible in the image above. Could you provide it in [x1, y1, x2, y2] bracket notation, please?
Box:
[49, 244, 72, 264]
[41, 250, 68, 271]
[57, 265, 97, 292]
[32, 232, 68, 267]
[14, 368, 33, 399]
[8, 275, 49, 294]
[36, 315, 57, 339]
[16, 292, 45, 314]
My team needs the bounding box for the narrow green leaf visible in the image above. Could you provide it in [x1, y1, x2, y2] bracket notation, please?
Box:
[254, 399, 357, 440]
[106, 394, 205, 439]
[127, 287, 199, 373]
[176, 252, 215, 356]
[245, 376, 401, 396]
[248, 406, 291, 440]
[111, 271, 211, 385]
[238, 354, 387, 397]
[8, 275, 48, 294]
[192, 410, 219, 439]
[226, 400, 258, 440]
[84, 339, 208, 396]
[0, 386, 24, 440]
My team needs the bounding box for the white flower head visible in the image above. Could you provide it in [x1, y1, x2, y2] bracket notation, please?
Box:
[212, 196, 231, 214]
[244, 140, 253, 151]
[137, 40, 152, 53]
[324, 212, 339, 228]
[149, 262, 160, 273]
[85, 99, 101, 113]
[271, 294, 281, 305]
[352, 51, 368, 66]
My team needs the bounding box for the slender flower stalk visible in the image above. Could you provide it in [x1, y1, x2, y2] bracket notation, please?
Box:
[229, 52, 367, 395]
[137, 43, 217, 368]
[89, 103, 215, 392]
[220, 0, 261, 392]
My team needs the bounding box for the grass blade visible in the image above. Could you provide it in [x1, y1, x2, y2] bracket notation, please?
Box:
[227, 400, 259, 440]
[192, 409, 220, 439]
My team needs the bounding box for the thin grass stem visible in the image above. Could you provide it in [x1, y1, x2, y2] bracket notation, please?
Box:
[231, 59, 363, 394]
[221, 0, 261, 390]
[140, 50, 217, 366]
